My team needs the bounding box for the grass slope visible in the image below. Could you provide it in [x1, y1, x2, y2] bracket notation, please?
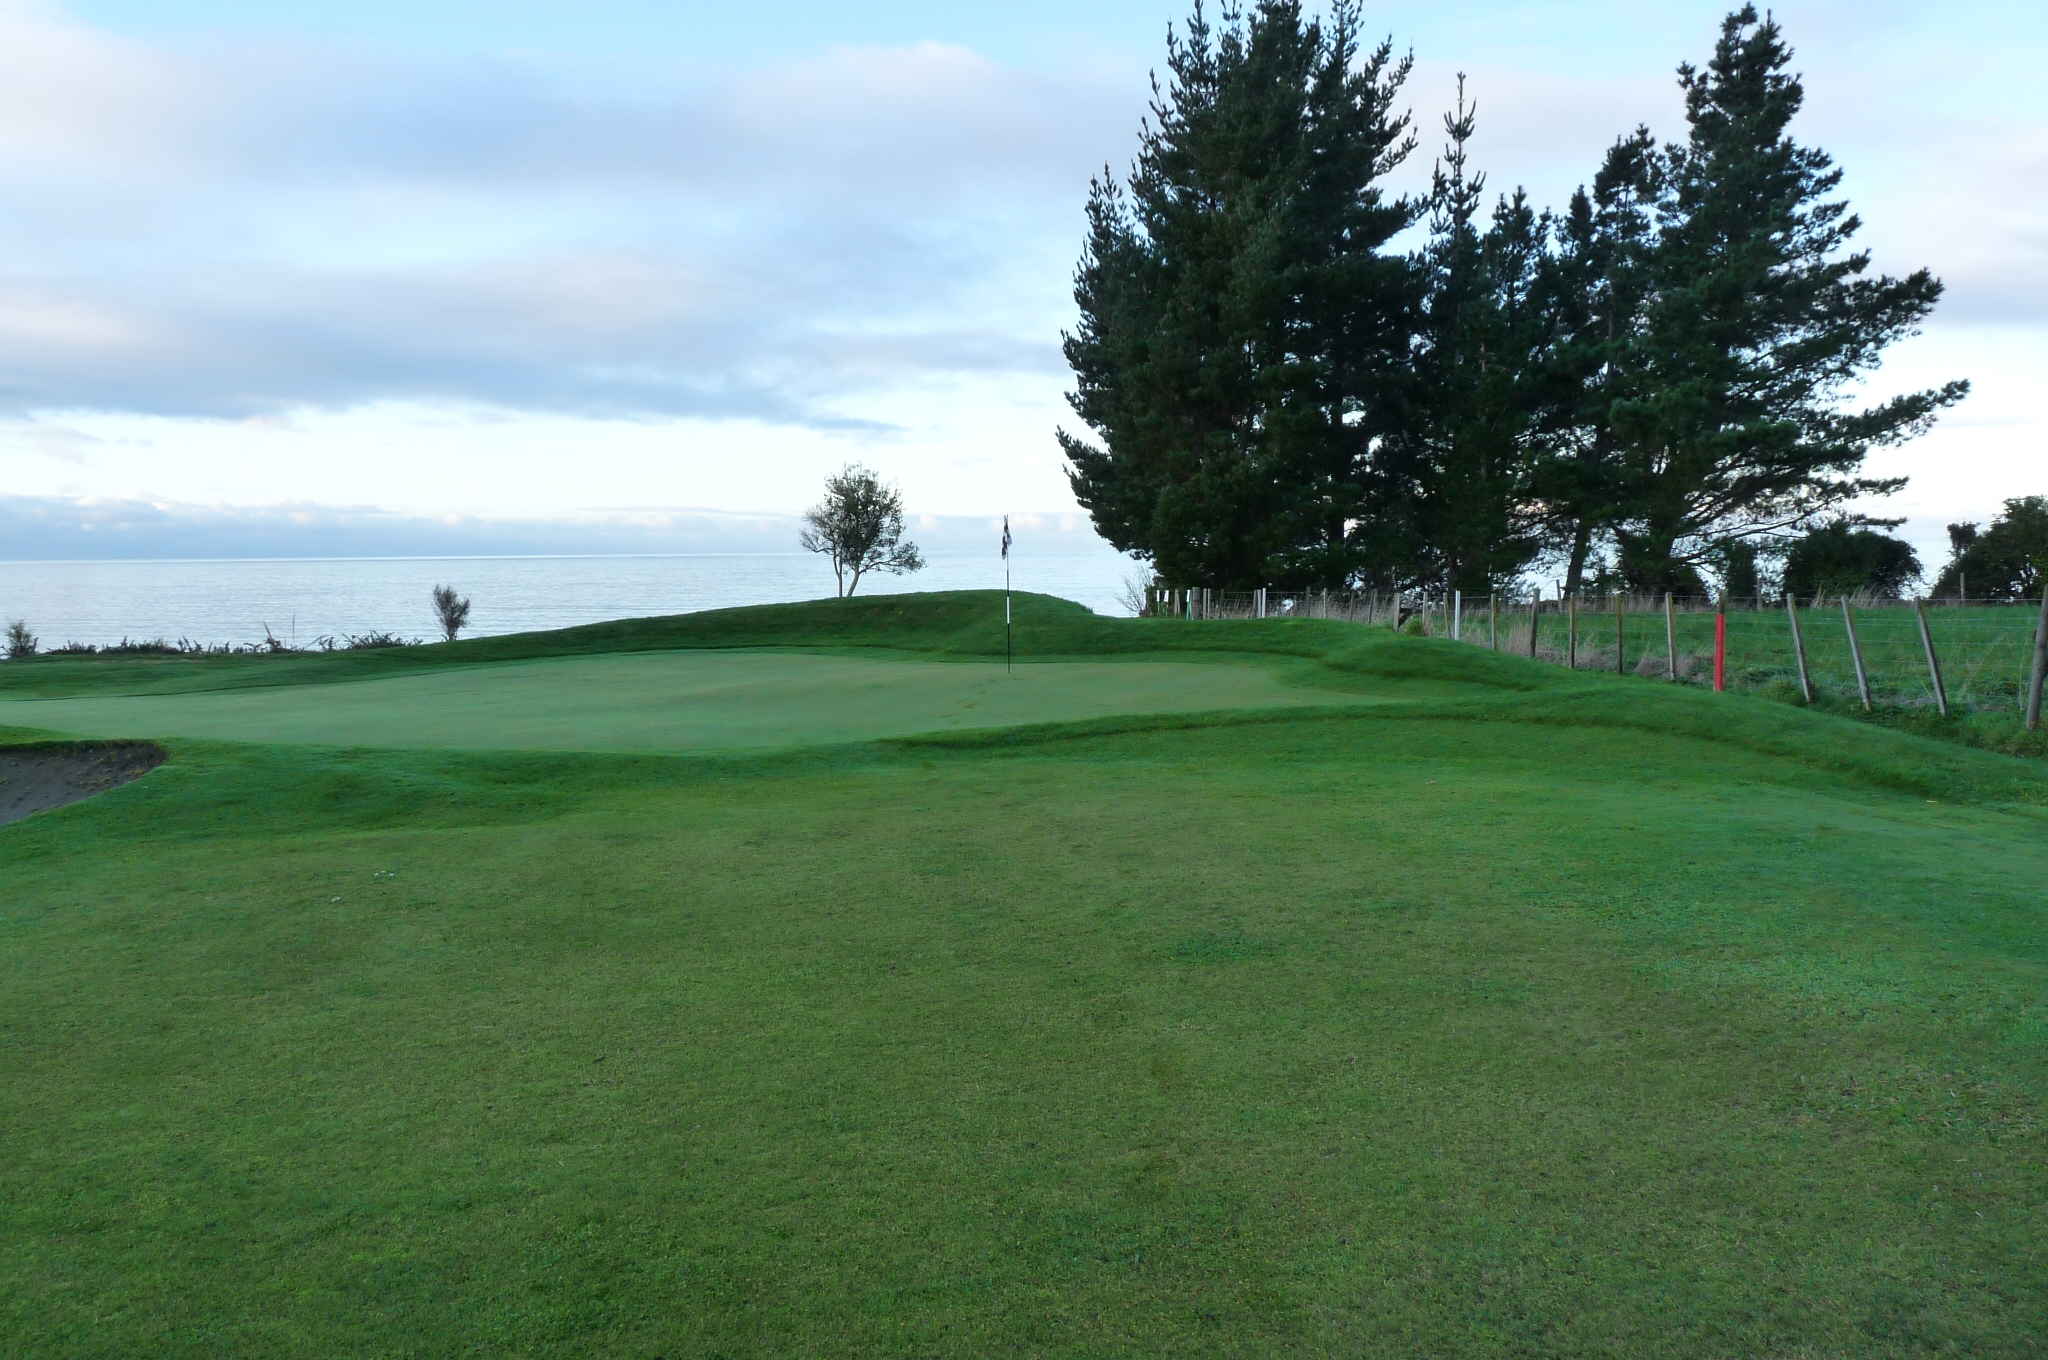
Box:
[0, 592, 1258, 698]
[2, 594, 2045, 1356]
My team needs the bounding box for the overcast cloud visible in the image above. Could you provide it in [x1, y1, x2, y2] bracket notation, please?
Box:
[0, 0, 2040, 564]
[0, 5, 1133, 421]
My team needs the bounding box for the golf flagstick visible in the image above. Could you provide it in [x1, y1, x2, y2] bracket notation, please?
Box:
[1001, 515, 1012, 673]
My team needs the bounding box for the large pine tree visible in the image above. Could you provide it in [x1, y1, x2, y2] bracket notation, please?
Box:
[1530, 128, 1663, 595]
[1060, 0, 1415, 589]
[1600, 7, 1964, 591]
[1383, 80, 1549, 596]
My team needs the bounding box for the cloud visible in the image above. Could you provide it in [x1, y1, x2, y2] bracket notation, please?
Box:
[0, 5, 1137, 422]
[0, 1, 2034, 436]
[1398, 51, 2048, 329]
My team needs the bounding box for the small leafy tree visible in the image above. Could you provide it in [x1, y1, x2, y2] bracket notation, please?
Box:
[1781, 521, 1921, 600]
[4, 620, 36, 659]
[799, 464, 924, 597]
[1933, 497, 2048, 601]
[431, 585, 471, 642]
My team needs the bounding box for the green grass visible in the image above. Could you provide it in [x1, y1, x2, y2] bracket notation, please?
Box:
[3, 592, 2045, 1356]
[0, 651, 1408, 752]
[1521, 599, 2043, 710]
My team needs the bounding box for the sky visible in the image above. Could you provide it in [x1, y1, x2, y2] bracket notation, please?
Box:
[0, 0, 2042, 568]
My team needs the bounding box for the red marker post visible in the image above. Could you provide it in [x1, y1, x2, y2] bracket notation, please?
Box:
[1713, 597, 1727, 693]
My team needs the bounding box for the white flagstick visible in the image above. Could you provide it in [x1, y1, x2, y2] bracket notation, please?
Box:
[1002, 515, 1012, 674]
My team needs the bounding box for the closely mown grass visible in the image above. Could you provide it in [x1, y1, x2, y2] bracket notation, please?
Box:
[0, 651, 1449, 754]
[0, 592, 1261, 698]
[2, 594, 2045, 1355]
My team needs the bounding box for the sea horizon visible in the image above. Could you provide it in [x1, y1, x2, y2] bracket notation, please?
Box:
[0, 550, 1136, 651]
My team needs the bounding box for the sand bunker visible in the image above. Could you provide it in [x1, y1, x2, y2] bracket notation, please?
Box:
[0, 743, 165, 826]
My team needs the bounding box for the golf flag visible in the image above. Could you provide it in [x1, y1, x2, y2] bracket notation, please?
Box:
[1001, 516, 1011, 560]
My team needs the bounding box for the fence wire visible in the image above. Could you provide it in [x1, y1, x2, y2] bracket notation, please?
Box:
[1144, 588, 2046, 712]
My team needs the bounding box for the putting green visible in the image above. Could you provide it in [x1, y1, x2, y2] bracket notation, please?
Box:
[0, 649, 1383, 751]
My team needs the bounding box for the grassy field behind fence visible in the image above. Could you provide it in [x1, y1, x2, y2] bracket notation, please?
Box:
[1158, 592, 2045, 711]
[1522, 600, 2042, 709]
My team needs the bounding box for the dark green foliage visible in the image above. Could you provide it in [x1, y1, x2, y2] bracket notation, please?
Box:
[1781, 521, 1922, 599]
[1710, 537, 1761, 599]
[1378, 80, 1547, 594]
[1060, 0, 1415, 588]
[1933, 495, 2048, 600]
[4, 620, 35, 659]
[1067, 7, 1961, 599]
[1527, 128, 1663, 595]
[1593, 9, 1962, 589]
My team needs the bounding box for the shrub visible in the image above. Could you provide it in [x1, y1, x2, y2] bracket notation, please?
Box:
[1782, 523, 1921, 600]
[1933, 496, 2048, 600]
[432, 585, 472, 642]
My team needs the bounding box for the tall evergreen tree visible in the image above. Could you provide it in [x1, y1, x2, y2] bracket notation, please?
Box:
[1388, 79, 1548, 595]
[1060, 1, 1415, 588]
[1601, 7, 1964, 589]
[1530, 129, 1662, 596]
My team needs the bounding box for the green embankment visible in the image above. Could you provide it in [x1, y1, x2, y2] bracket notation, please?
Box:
[2, 592, 2044, 1356]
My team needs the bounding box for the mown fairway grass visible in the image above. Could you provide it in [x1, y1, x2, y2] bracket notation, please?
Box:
[0, 651, 1400, 752]
[2, 593, 2044, 1356]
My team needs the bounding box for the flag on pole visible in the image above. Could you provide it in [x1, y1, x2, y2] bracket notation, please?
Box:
[1001, 516, 1011, 561]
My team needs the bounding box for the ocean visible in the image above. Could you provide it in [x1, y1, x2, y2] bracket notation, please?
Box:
[0, 551, 1138, 650]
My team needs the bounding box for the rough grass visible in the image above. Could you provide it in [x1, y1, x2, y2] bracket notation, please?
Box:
[2, 594, 2044, 1356]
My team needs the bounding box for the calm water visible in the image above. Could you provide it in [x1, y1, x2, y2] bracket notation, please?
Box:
[0, 552, 1137, 650]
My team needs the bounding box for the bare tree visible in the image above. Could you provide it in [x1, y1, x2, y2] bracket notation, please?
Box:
[4, 620, 36, 659]
[431, 585, 472, 642]
[799, 464, 924, 597]
[1115, 564, 1156, 617]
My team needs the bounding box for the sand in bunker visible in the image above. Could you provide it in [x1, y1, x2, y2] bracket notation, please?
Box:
[0, 743, 165, 826]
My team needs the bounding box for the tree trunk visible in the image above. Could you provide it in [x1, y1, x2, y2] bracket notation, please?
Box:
[1565, 522, 1592, 597]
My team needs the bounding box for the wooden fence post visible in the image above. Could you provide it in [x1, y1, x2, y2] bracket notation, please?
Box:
[1786, 594, 1812, 704]
[1567, 596, 1578, 670]
[1914, 598, 1946, 716]
[1841, 596, 1872, 711]
[1528, 590, 1540, 659]
[1452, 589, 1462, 642]
[1615, 593, 1627, 674]
[1664, 592, 1677, 682]
[1714, 594, 1726, 692]
[2028, 590, 2048, 730]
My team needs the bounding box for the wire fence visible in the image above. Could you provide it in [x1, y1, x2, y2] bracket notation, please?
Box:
[1144, 586, 2048, 714]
